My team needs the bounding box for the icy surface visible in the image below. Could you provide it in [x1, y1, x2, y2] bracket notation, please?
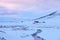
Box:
[0, 9, 60, 40]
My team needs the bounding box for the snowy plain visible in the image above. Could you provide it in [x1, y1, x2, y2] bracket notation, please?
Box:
[0, 7, 60, 40]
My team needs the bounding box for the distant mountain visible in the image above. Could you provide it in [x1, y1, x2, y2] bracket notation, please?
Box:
[0, 6, 8, 15]
[0, 6, 7, 10]
[0, 6, 17, 15]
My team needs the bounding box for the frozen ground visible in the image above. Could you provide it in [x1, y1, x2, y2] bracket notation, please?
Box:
[0, 10, 60, 40]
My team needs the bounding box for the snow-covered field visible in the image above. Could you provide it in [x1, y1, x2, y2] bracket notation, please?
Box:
[0, 10, 60, 40]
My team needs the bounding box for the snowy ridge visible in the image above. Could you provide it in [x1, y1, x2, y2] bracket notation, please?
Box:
[33, 11, 59, 20]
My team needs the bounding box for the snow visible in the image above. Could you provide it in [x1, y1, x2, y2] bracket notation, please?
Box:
[0, 7, 60, 40]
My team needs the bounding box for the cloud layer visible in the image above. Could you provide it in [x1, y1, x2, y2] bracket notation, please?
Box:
[0, 0, 60, 18]
[0, 0, 39, 11]
[0, 0, 60, 11]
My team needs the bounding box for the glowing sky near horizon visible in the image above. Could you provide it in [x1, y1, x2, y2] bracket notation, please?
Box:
[0, 0, 60, 11]
[0, 0, 38, 10]
[0, 0, 60, 18]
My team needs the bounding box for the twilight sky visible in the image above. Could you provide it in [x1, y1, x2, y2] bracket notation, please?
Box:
[0, 0, 60, 18]
[0, 0, 60, 10]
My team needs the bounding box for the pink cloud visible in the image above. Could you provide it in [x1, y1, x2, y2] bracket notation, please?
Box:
[0, 0, 60, 11]
[0, 0, 38, 11]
